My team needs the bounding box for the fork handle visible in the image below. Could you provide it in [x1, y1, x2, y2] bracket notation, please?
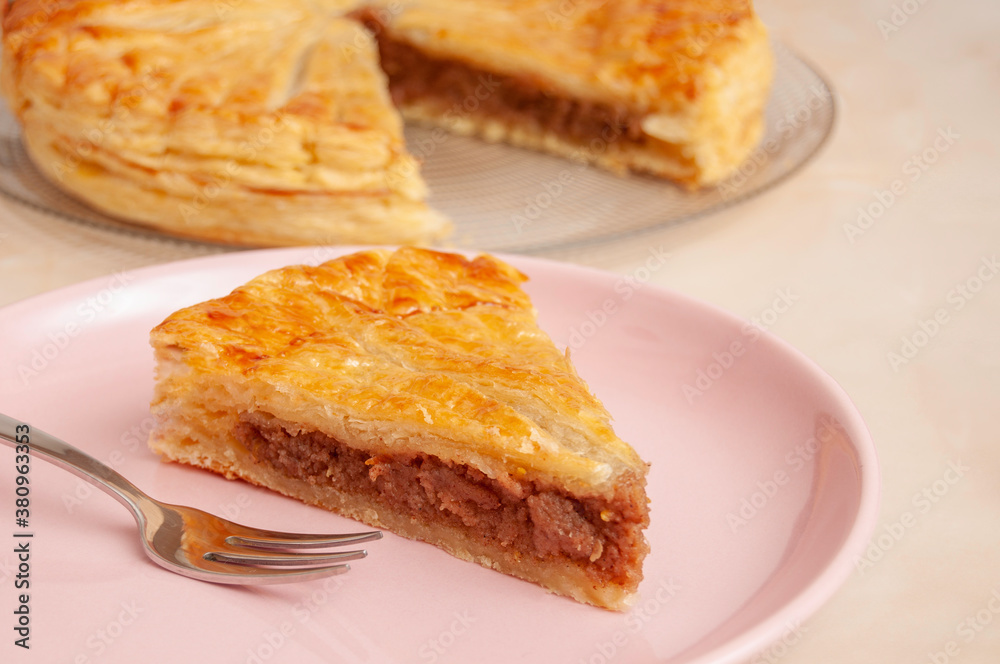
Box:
[0, 413, 151, 517]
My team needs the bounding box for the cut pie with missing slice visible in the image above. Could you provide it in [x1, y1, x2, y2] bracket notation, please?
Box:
[3, 0, 771, 246]
[148, 247, 650, 609]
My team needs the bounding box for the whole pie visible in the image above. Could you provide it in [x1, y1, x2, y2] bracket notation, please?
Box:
[148, 247, 651, 609]
[1, 0, 771, 246]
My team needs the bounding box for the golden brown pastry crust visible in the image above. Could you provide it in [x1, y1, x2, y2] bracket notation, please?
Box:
[0, 0, 450, 246]
[148, 247, 650, 608]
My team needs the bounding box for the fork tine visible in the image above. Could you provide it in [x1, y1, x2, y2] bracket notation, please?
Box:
[225, 530, 383, 551]
[205, 549, 368, 568]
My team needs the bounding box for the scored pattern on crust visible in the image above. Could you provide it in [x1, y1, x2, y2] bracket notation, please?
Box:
[151, 247, 645, 490]
[0, 0, 450, 245]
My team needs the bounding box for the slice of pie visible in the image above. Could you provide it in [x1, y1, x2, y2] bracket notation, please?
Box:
[0, 0, 450, 246]
[148, 247, 650, 609]
[357, 0, 773, 187]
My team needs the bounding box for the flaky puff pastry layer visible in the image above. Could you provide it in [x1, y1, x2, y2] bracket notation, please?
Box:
[150, 247, 646, 494]
[0, 0, 449, 246]
[365, 0, 773, 187]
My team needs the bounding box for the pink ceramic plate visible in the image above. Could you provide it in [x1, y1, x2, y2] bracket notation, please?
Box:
[0, 248, 879, 664]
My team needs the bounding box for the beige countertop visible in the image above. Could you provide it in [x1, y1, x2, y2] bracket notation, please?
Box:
[1, 1, 997, 662]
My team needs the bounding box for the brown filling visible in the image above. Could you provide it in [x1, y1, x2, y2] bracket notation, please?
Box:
[355, 11, 647, 149]
[234, 412, 648, 586]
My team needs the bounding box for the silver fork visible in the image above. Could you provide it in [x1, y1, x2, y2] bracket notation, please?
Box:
[0, 413, 381, 584]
